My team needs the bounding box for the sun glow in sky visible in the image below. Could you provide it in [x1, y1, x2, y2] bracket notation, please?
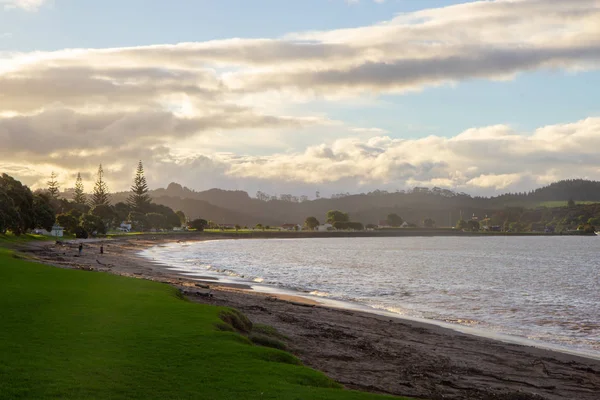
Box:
[1, 0, 599, 197]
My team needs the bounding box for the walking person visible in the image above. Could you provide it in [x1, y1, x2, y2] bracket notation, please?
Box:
[78, 243, 83, 255]
[100, 244, 104, 255]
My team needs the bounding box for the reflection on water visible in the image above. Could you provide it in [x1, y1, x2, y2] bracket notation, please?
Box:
[142, 236, 600, 356]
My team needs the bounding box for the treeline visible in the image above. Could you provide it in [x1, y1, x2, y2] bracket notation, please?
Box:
[52, 162, 186, 238]
[490, 179, 600, 204]
[1, 162, 188, 238]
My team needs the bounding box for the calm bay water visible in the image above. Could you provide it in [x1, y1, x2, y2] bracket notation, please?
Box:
[141, 236, 600, 356]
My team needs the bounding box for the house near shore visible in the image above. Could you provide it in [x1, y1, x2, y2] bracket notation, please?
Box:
[33, 225, 64, 237]
[51, 225, 64, 237]
[317, 223, 334, 232]
[280, 223, 301, 231]
[378, 220, 410, 228]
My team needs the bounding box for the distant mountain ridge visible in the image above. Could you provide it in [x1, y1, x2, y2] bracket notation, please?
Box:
[103, 179, 600, 227]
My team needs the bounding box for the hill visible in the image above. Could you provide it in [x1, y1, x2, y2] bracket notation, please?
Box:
[65, 179, 600, 229]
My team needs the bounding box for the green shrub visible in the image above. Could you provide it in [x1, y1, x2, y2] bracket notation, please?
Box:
[255, 349, 302, 366]
[214, 322, 234, 332]
[219, 308, 253, 333]
[253, 323, 288, 340]
[249, 333, 287, 351]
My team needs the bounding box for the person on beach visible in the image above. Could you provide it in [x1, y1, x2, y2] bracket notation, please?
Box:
[100, 245, 104, 255]
[78, 243, 83, 255]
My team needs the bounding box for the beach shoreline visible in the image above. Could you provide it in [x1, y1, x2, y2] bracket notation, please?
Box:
[23, 234, 600, 400]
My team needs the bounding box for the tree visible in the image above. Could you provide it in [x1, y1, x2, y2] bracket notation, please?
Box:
[91, 164, 110, 207]
[588, 217, 600, 226]
[33, 193, 56, 231]
[91, 204, 117, 230]
[255, 223, 264, 231]
[423, 218, 435, 228]
[333, 221, 364, 231]
[467, 220, 480, 231]
[0, 188, 18, 234]
[128, 161, 151, 213]
[0, 174, 35, 235]
[145, 203, 179, 228]
[326, 210, 349, 223]
[47, 172, 60, 199]
[73, 172, 87, 205]
[189, 218, 208, 231]
[56, 213, 79, 234]
[128, 211, 148, 231]
[304, 216, 320, 230]
[456, 219, 467, 230]
[256, 191, 270, 201]
[386, 213, 403, 227]
[578, 223, 595, 234]
[81, 213, 106, 235]
[113, 202, 131, 225]
[567, 198, 575, 208]
[176, 211, 186, 226]
[146, 213, 167, 230]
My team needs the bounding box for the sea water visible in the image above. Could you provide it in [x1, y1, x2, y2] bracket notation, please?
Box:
[141, 236, 600, 357]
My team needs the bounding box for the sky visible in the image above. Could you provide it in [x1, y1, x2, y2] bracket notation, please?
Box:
[1, 0, 599, 198]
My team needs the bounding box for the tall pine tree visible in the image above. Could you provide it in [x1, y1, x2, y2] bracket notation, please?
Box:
[128, 161, 151, 212]
[91, 164, 110, 206]
[73, 172, 86, 205]
[47, 172, 60, 199]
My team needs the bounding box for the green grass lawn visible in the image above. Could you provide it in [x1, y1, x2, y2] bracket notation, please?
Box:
[0, 245, 404, 400]
[0, 233, 56, 245]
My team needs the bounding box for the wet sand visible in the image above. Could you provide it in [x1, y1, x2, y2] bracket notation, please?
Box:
[23, 236, 600, 400]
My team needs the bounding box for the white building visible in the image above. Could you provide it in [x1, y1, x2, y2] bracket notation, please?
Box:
[50, 225, 64, 238]
[317, 223, 334, 232]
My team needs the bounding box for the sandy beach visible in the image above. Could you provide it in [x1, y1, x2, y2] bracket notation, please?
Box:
[23, 235, 600, 400]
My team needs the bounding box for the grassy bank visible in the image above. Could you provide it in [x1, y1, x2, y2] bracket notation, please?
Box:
[0, 243, 404, 399]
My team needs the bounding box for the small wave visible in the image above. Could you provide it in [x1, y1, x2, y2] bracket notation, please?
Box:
[253, 277, 264, 283]
[444, 318, 480, 326]
[369, 304, 412, 316]
[309, 290, 330, 297]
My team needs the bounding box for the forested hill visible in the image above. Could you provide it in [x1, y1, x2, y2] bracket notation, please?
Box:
[105, 179, 600, 227]
[489, 179, 600, 205]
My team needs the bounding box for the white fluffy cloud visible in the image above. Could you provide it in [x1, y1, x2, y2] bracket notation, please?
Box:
[225, 118, 600, 193]
[1, 0, 47, 11]
[1, 0, 599, 195]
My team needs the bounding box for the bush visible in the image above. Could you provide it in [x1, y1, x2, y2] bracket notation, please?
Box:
[219, 309, 253, 333]
[74, 226, 88, 239]
[254, 350, 301, 366]
[253, 323, 288, 340]
[214, 322, 234, 332]
[249, 333, 287, 351]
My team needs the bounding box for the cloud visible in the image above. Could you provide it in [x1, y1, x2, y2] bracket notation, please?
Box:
[224, 118, 600, 194]
[1, 0, 47, 11]
[1, 0, 599, 195]
[2, 0, 599, 105]
[4, 117, 600, 197]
